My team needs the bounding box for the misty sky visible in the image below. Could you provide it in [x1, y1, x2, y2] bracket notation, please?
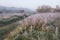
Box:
[0, 0, 60, 10]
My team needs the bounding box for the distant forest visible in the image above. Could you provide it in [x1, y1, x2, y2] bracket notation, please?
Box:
[0, 5, 60, 13]
[36, 5, 60, 13]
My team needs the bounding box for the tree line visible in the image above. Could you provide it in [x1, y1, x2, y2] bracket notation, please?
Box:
[36, 5, 60, 13]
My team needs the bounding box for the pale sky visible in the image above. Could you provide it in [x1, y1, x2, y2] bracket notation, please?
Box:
[0, 0, 60, 10]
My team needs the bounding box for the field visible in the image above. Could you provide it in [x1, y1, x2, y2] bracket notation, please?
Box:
[0, 13, 60, 40]
[0, 13, 25, 19]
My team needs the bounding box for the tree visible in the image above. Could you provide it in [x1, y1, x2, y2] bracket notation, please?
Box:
[55, 5, 60, 12]
[36, 5, 52, 13]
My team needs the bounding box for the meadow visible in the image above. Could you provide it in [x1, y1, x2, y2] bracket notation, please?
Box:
[0, 13, 60, 40]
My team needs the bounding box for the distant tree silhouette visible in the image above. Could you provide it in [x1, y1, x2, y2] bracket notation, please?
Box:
[55, 5, 60, 12]
[36, 5, 52, 13]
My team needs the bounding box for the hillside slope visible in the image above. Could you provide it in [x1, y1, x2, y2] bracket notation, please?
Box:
[3, 13, 60, 40]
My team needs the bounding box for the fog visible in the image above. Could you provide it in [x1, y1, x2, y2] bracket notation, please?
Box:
[0, 0, 60, 10]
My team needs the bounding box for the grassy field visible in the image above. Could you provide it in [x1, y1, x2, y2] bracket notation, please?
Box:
[0, 22, 18, 40]
[0, 15, 26, 40]
[0, 13, 60, 40]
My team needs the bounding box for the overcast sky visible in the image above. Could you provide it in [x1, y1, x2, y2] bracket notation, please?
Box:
[0, 0, 60, 10]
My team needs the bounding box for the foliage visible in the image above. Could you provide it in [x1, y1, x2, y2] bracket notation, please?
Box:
[0, 16, 25, 26]
[0, 23, 18, 40]
[1, 13, 60, 40]
[14, 17, 60, 40]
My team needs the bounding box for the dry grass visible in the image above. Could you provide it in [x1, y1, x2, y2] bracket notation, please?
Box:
[3, 13, 60, 40]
